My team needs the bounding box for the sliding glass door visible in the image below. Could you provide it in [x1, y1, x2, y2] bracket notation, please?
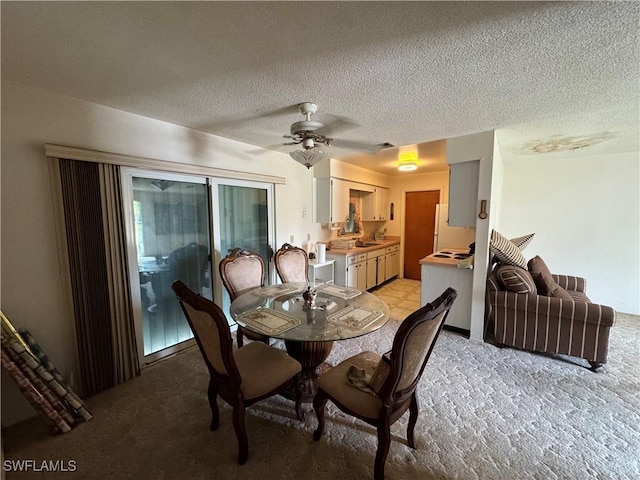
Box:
[212, 179, 275, 318]
[123, 170, 275, 365]
[122, 170, 212, 363]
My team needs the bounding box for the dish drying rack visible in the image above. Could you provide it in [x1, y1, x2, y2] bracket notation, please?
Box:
[331, 239, 357, 249]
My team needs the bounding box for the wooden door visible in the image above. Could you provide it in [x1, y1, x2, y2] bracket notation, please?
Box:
[404, 190, 440, 280]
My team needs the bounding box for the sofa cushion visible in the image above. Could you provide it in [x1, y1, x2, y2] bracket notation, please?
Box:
[496, 264, 537, 294]
[489, 230, 528, 268]
[550, 284, 574, 301]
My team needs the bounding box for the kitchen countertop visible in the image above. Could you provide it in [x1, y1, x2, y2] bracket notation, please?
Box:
[326, 236, 400, 256]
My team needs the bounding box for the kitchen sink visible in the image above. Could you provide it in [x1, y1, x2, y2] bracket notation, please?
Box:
[355, 241, 382, 247]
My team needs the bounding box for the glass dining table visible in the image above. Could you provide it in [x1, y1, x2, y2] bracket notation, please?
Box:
[230, 282, 390, 412]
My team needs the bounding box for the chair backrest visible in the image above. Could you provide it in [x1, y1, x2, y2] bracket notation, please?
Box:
[379, 287, 457, 406]
[274, 243, 309, 283]
[168, 243, 210, 293]
[171, 280, 241, 387]
[219, 248, 265, 301]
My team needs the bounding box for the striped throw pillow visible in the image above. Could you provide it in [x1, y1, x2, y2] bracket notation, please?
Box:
[510, 233, 535, 251]
[489, 230, 528, 268]
[496, 264, 537, 294]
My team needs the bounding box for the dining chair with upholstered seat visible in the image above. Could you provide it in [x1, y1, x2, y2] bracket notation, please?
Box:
[274, 243, 309, 283]
[219, 248, 269, 347]
[312, 287, 457, 480]
[171, 280, 302, 465]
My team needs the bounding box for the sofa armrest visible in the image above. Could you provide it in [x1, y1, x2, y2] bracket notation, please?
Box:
[489, 291, 615, 327]
[552, 274, 586, 293]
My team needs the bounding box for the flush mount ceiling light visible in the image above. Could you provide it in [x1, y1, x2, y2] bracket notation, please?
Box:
[398, 151, 418, 171]
[289, 147, 329, 169]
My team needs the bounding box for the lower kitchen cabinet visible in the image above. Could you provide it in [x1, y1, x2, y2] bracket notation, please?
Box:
[366, 248, 386, 290]
[384, 244, 400, 281]
[328, 252, 367, 290]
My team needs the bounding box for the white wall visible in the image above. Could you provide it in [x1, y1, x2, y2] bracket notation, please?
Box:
[499, 150, 640, 314]
[0, 80, 325, 425]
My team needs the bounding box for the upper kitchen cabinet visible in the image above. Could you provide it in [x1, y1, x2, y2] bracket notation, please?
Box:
[448, 160, 479, 227]
[361, 187, 389, 221]
[315, 177, 350, 223]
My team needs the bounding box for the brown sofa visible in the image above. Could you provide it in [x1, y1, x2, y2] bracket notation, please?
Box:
[486, 260, 616, 370]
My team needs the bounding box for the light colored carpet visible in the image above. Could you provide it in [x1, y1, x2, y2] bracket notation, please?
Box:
[3, 313, 639, 480]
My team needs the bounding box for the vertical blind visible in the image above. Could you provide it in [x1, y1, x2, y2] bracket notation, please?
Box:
[58, 158, 139, 397]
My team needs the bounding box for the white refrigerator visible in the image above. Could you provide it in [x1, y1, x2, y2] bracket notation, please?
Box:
[433, 204, 476, 251]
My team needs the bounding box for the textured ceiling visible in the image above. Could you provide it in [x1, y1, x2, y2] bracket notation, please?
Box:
[2, 1, 638, 175]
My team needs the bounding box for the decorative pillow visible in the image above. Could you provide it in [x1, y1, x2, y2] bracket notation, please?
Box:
[495, 264, 537, 294]
[509, 233, 535, 251]
[536, 272, 574, 300]
[527, 256, 572, 300]
[489, 230, 527, 268]
[549, 284, 574, 301]
[528, 255, 552, 278]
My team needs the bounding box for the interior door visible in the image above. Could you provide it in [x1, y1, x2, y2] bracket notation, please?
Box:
[404, 190, 440, 280]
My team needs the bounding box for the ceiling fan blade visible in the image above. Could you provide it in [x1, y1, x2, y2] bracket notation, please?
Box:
[315, 115, 360, 137]
[246, 143, 291, 155]
[329, 139, 394, 154]
[255, 104, 301, 119]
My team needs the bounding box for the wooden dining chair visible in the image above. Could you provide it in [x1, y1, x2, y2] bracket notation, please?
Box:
[312, 287, 457, 480]
[274, 243, 309, 283]
[171, 280, 302, 465]
[219, 248, 269, 347]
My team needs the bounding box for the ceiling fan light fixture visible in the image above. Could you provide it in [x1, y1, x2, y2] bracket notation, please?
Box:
[398, 151, 419, 171]
[290, 148, 329, 169]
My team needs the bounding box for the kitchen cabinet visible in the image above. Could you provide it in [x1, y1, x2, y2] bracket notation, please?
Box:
[384, 244, 400, 281]
[366, 248, 386, 289]
[315, 177, 350, 223]
[448, 160, 479, 227]
[346, 254, 367, 290]
[362, 187, 390, 221]
[328, 252, 366, 289]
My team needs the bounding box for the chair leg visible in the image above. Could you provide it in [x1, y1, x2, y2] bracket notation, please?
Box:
[207, 378, 219, 431]
[236, 327, 244, 348]
[312, 391, 328, 441]
[407, 392, 419, 449]
[232, 403, 249, 465]
[374, 422, 392, 480]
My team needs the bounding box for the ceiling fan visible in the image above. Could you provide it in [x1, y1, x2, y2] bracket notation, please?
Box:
[284, 102, 393, 168]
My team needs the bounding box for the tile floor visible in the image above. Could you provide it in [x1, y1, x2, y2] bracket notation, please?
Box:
[371, 278, 421, 320]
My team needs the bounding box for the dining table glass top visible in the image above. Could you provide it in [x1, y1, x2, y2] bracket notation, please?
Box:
[229, 282, 390, 342]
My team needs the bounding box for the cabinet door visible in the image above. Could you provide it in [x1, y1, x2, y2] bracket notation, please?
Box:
[331, 178, 351, 223]
[375, 187, 389, 220]
[377, 254, 386, 284]
[366, 257, 378, 290]
[384, 253, 395, 280]
[448, 160, 479, 227]
[356, 262, 367, 291]
[346, 261, 358, 288]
